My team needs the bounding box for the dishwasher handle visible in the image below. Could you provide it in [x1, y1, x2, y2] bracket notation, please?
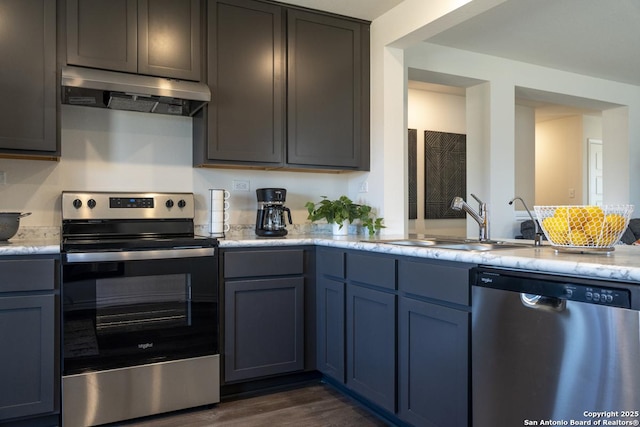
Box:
[520, 293, 567, 312]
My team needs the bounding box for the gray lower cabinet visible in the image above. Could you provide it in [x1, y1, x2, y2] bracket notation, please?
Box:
[0, 257, 59, 425]
[316, 248, 346, 382]
[398, 259, 472, 427]
[222, 248, 307, 383]
[346, 283, 396, 413]
[316, 276, 345, 382]
[0, 0, 58, 157]
[316, 248, 473, 426]
[316, 249, 397, 413]
[66, 0, 202, 81]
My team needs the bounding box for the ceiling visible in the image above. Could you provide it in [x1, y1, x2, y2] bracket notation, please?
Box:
[427, 0, 640, 87]
[279, 0, 403, 21]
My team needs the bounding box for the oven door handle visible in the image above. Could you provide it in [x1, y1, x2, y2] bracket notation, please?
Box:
[64, 247, 216, 263]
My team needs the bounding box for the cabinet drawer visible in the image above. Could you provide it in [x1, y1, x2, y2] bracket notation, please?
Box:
[0, 258, 57, 293]
[347, 253, 396, 290]
[224, 249, 304, 278]
[317, 248, 344, 279]
[398, 259, 472, 306]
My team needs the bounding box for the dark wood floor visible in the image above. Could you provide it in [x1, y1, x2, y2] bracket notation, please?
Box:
[117, 382, 390, 427]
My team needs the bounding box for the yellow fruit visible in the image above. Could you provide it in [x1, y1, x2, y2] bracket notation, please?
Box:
[594, 233, 617, 247]
[584, 206, 604, 224]
[583, 219, 603, 240]
[568, 207, 587, 230]
[543, 217, 569, 244]
[554, 207, 569, 219]
[569, 229, 590, 246]
[605, 214, 626, 233]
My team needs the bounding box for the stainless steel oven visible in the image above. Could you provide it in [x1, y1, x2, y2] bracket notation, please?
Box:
[60, 192, 219, 427]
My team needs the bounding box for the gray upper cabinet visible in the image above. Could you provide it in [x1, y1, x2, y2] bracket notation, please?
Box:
[0, 0, 59, 157]
[66, 0, 137, 73]
[137, 0, 201, 81]
[287, 10, 368, 169]
[66, 0, 202, 81]
[203, 0, 284, 165]
[195, 0, 370, 171]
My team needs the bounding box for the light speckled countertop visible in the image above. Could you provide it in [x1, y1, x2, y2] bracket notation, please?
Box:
[0, 238, 60, 256]
[219, 234, 640, 283]
[4, 233, 640, 283]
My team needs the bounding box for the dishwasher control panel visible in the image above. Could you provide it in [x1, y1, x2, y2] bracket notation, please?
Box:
[562, 284, 630, 308]
[474, 268, 633, 309]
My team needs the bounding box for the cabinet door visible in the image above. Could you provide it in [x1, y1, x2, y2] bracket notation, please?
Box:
[66, 0, 138, 73]
[0, 0, 57, 154]
[206, 0, 284, 164]
[316, 276, 345, 383]
[224, 277, 304, 382]
[138, 0, 202, 81]
[287, 10, 363, 168]
[398, 297, 469, 427]
[346, 284, 396, 413]
[0, 294, 55, 421]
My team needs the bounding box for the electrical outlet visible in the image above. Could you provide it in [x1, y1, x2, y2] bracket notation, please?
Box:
[232, 180, 250, 192]
[568, 188, 575, 198]
[359, 181, 369, 193]
[0, 171, 6, 185]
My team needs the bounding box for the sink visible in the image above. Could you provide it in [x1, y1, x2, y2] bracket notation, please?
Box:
[430, 241, 528, 251]
[370, 238, 461, 247]
[368, 238, 530, 251]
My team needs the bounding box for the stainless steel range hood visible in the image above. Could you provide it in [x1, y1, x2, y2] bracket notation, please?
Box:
[61, 66, 210, 117]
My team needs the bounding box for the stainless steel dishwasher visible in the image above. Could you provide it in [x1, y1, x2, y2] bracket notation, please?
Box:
[471, 267, 640, 427]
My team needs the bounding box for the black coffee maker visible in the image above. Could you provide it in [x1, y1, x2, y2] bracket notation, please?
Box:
[255, 188, 292, 237]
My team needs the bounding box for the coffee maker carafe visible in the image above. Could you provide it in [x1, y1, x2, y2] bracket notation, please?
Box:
[255, 188, 292, 237]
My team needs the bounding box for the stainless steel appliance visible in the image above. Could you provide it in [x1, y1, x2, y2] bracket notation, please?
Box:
[255, 188, 292, 237]
[60, 192, 219, 427]
[61, 66, 210, 116]
[471, 267, 640, 427]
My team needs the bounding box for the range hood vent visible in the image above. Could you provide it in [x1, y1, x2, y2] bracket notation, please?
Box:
[61, 66, 211, 117]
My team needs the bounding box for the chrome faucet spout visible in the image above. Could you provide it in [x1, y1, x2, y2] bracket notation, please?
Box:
[509, 196, 542, 246]
[451, 194, 489, 241]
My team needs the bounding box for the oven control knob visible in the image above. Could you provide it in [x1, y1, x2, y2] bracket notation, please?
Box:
[87, 199, 97, 209]
[166, 199, 174, 208]
[72, 199, 82, 209]
[178, 199, 186, 208]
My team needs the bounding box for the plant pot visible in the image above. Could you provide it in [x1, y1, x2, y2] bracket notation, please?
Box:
[332, 221, 349, 236]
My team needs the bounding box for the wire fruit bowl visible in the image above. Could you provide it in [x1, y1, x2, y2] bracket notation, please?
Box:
[534, 205, 634, 252]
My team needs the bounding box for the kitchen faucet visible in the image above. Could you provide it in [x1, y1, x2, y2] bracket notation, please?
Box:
[509, 196, 543, 246]
[451, 194, 489, 241]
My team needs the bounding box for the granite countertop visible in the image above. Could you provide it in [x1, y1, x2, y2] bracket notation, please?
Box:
[0, 238, 60, 256]
[220, 234, 640, 283]
[4, 233, 640, 283]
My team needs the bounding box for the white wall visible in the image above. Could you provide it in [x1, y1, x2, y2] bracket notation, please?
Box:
[407, 87, 466, 236]
[514, 104, 535, 205]
[535, 116, 584, 205]
[368, 0, 640, 237]
[381, 41, 640, 238]
[0, 105, 351, 230]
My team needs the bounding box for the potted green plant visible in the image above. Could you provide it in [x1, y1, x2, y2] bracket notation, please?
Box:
[305, 195, 384, 236]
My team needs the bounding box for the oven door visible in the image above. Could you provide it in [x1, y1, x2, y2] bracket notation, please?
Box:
[62, 247, 218, 375]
